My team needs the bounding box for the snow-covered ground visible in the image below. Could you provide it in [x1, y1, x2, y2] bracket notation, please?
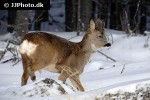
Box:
[0, 29, 150, 100]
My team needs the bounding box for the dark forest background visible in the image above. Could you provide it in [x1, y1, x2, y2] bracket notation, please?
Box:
[0, 0, 150, 37]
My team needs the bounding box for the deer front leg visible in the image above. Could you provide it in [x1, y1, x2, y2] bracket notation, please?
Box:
[58, 70, 69, 82]
[69, 74, 85, 92]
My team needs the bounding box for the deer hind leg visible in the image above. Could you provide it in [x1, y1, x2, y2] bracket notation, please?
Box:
[22, 68, 36, 85]
[21, 69, 29, 86]
[69, 74, 85, 92]
[21, 54, 36, 86]
[21, 54, 30, 86]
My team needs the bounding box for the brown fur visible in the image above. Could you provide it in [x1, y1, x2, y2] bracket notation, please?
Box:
[20, 19, 110, 91]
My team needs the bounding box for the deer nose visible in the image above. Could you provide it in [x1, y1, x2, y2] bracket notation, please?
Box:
[104, 43, 111, 47]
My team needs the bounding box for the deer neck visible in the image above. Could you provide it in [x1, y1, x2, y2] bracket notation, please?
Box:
[78, 34, 95, 56]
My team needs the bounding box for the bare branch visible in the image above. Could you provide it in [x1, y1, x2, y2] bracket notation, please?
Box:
[97, 50, 116, 62]
[121, 64, 126, 74]
[1, 58, 15, 64]
[0, 41, 10, 61]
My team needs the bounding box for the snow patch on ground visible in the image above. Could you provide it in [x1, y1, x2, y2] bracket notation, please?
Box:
[3, 78, 75, 98]
[98, 81, 150, 100]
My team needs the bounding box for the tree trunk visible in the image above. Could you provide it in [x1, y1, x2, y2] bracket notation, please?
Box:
[65, 0, 77, 31]
[77, 0, 81, 35]
[34, 10, 43, 31]
[15, 10, 29, 39]
[80, 0, 92, 31]
[98, 0, 108, 27]
[107, 0, 111, 28]
[7, 10, 17, 33]
[110, 0, 116, 29]
[139, 4, 147, 34]
[115, 0, 119, 29]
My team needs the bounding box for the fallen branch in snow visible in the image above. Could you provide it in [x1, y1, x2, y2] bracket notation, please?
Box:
[12, 59, 21, 66]
[97, 51, 116, 62]
[68, 35, 78, 40]
[0, 41, 10, 61]
[121, 64, 126, 74]
[1, 58, 15, 64]
[1, 55, 21, 64]
[0, 40, 21, 65]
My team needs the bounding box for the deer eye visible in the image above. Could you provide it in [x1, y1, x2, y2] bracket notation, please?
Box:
[98, 35, 103, 38]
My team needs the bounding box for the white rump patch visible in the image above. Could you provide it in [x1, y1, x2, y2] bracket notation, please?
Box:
[91, 43, 97, 51]
[20, 40, 38, 56]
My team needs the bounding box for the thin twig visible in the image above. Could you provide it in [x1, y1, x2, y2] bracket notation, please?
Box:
[68, 35, 78, 40]
[1, 58, 14, 63]
[121, 64, 126, 74]
[13, 58, 21, 66]
[97, 50, 116, 62]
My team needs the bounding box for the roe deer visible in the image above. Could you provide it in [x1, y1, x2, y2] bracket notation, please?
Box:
[20, 19, 111, 91]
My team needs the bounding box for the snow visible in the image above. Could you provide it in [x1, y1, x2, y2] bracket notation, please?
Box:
[12, 78, 75, 97]
[0, 29, 150, 100]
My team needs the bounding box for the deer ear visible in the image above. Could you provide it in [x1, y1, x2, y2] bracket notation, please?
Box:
[90, 19, 95, 31]
[95, 19, 105, 33]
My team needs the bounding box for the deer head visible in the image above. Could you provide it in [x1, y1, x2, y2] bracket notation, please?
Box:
[81, 19, 111, 52]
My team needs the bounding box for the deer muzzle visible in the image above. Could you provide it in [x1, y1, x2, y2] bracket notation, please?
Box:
[104, 43, 111, 47]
